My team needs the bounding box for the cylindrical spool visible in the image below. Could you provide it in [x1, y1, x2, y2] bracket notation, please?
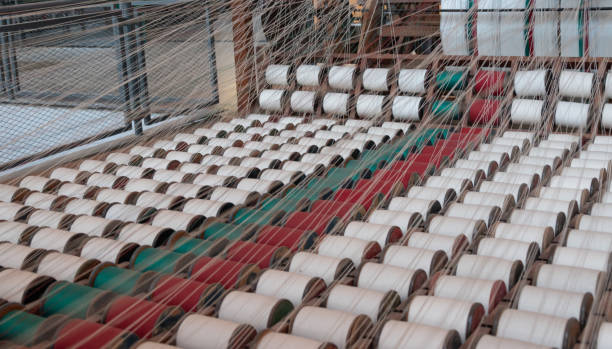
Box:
[27, 210, 76, 229]
[41, 281, 114, 319]
[0, 185, 29, 203]
[255, 269, 326, 306]
[407, 186, 457, 209]
[0, 243, 46, 269]
[105, 204, 156, 224]
[103, 295, 183, 339]
[253, 330, 334, 349]
[328, 65, 356, 90]
[151, 210, 205, 232]
[78, 159, 117, 173]
[525, 197, 577, 221]
[0, 269, 54, 304]
[462, 191, 515, 220]
[566, 229, 612, 253]
[106, 152, 143, 166]
[0, 221, 37, 244]
[431, 100, 461, 120]
[382, 245, 448, 276]
[182, 198, 233, 218]
[427, 216, 487, 243]
[392, 95, 423, 121]
[474, 70, 506, 95]
[455, 254, 523, 290]
[19, 176, 61, 193]
[289, 252, 353, 285]
[551, 246, 611, 273]
[469, 99, 501, 125]
[445, 203, 501, 228]
[558, 70, 593, 98]
[536, 263, 604, 298]
[90, 263, 158, 296]
[291, 91, 318, 113]
[79, 237, 137, 264]
[595, 322, 612, 349]
[49, 167, 90, 184]
[362, 68, 390, 91]
[190, 256, 260, 289]
[130, 246, 193, 275]
[317, 235, 380, 268]
[491, 222, 554, 251]
[515, 285, 592, 327]
[210, 187, 260, 206]
[514, 70, 550, 97]
[326, 284, 400, 322]
[322, 92, 350, 115]
[296, 64, 323, 87]
[426, 176, 472, 196]
[479, 181, 529, 207]
[377, 320, 461, 349]
[368, 209, 421, 233]
[167, 233, 228, 257]
[36, 252, 99, 282]
[406, 232, 468, 259]
[0, 303, 67, 346]
[63, 198, 108, 216]
[71, 216, 123, 238]
[431, 275, 506, 314]
[492, 308, 579, 349]
[474, 334, 559, 349]
[150, 275, 224, 312]
[95, 188, 138, 204]
[259, 89, 287, 112]
[53, 318, 139, 349]
[176, 314, 257, 349]
[290, 306, 373, 348]
[397, 69, 428, 94]
[509, 209, 564, 236]
[476, 237, 539, 266]
[265, 64, 291, 86]
[356, 262, 426, 301]
[388, 197, 441, 221]
[225, 240, 290, 269]
[405, 295, 484, 342]
[57, 182, 96, 199]
[555, 101, 590, 128]
[256, 226, 318, 252]
[436, 70, 466, 91]
[511, 99, 544, 126]
[129, 145, 166, 158]
[218, 291, 293, 331]
[28, 228, 85, 254]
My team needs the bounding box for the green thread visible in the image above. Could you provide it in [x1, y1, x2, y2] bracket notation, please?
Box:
[133, 247, 184, 274]
[42, 281, 105, 319]
[93, 266, 142, 295]
[0, 310, 45, 345]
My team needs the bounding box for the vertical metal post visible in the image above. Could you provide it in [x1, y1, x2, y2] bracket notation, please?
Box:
[204, 6, 219, 105]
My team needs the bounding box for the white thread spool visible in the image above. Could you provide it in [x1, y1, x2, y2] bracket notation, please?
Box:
[539, 140, 577, 152]
[330, 125, 361, 135]
[223, 147, 258, 158]
[353, 133, 386, 145]
[86, 173, 123, 188]
[124, 178, 165, 193]
[296, 65, 322, 87]
[0, 202, 27, 221]
[291, 306, 370, 349]
[218, 291, 292, 332]
[511, 99, 544, 125]
[328, 66, 356, 90]
[261, 150, 299, 162]
[152, 210, 202, 232]
[70, 216, 120, 237]
[585, 142, 612, 152]
[289, 252, 352, 285]
[357, 262, 424, 301]
[517, 285, 588, 324]
[0, 184, 28, 202]
[345, 120, 373, 128]
[428, 216, 485, 242]
[327, 284, 392, 321]
[555, 101, 590, 128]
[552, 247, 610, 272]
[142, 157, 177, 171]
[193, 128, 226, 139]
[550, 175, 597, 194]
[80, 237, 132, 264]
[217, 165, 257, 179]
[173, 133, 206, 144]
[524, 197, 576, 219]
[295, 124, 324, 133]
[0, 221, 32, 244]
[64, 199, 105, 216]
[495, 309, 576, 348]
[115, 165, 151, 179]
[388, 197, 439, 221]
[440, 168, 484, 186]
[368, 209, 420, 233]
[282, 161, 322, 176]
[514, 70, 549, 97]
[479, 144, 518, 159]
[79, 160, 115, 173]
[323, 93, 350, 115]
[105, 204, 152, 223]
[407, 296, 479, 341]
[406, 186, 456, 208]
[333, 139, 371, 152]
[367, 126, 401, 138]
[392, 95, 422, 121]
[597, 322, 612, 349]
[260, 169, 301, 185]
[378, 320, 459, 349]
[301, 154, 341, 167]
[520, 155, 560, 170]
[95, 188, 135, 204]
[311, 118, 339, 127]
[0, 243, 39, 268]
[182, 199, 232, 217]
[426, 176, 471, 196]
[153, 169, 191, 183]
[579, 151, 612, 161]
[280, 130, 310, 140]
[298, 137, 331, 149]
[479, 181, 527, 204]
[50, 168, 88, 183]
[362, 68, 390, 91]
[30, 228, 80, 253]
[495, 168, 539, 188]
[566, 229, 612, 252]
[468, 150, 508, 166]
[383, 245, 446, 276]
[477, 237, 537, 265]
[492, 136, 530, 152]
[406, 232, 465, 258]
[270, 143, 310, 155]
[291, 91, 317, 113]
[106, 152, 141, 165]
[463, 192, 514, 218]
[117, 223, 170, 246]
[244, 142, 275, 153]
[212, 122, 241, 133]
[547, 133, 581, 143]
[28, 210, 72, 229]
[492, 223, 553, 250]
[176, 314, 255, 349]
[263, 123, 290, 132]
[254, 331, 327, 349]
[265, 64, 291, 86]
[601, 104, 612, 129]
[398, 69, 428, 94]
[20, 176, 59, 192]
[129, 146, 164, 158]
[317, 235, 376, 267]
[24, 192, 60, 210]
[320, 146, 358, 161]
[503, 130, 535, 141]
[343, 221, 402, 248]
[152, 140, 184, 152]
[509, 210, 564, 235]
[262, 135, 294, 145]
[475, 335, 551, 349]
[456, 254, 520, 288]
[165, 183, 208, 199]
[0, 269, 43, 303]
[227, 132, 256, 143]
[433, 275, 505, 314]
[247, 113, 272, 123]
[37, 252, 92, 282]
[193, 174, 234, 187]
[256, 270, 321, 306]
[188, 144, 222, 156]
[506, 163, 549, 183]
[558, 70, 593, 98]
[236, 178, 281, 195]
[536, 264, 603, 295]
